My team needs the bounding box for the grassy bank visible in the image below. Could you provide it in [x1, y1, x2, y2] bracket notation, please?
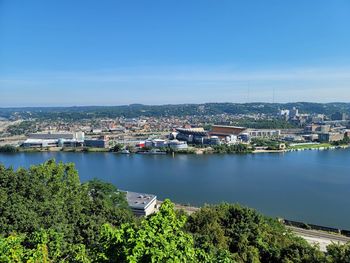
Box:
[289, 143, 332, 150]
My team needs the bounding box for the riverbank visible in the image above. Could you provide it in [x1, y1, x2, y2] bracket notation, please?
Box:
[4, 143, 349, 155]
[252, 143, 350, 154]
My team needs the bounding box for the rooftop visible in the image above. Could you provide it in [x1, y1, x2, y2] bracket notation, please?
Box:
[124, 191, 157, 210]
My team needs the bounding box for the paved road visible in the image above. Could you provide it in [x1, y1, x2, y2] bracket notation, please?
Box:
[287, 226, 350, 252]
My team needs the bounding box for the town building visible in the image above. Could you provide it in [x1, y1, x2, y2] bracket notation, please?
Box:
[247, 129, 281, 138]
[152, 139, 166, 148]
[22, 132, 85, 148]
[319, 132, 344, 143]
[305, 124, 331, 133]
[28, 132, 74, 140]
[290, 107, 299, 118]
[84, 136, 109, 148]
[310, 114, 325, 123]
[279, 109, 290, 120]
[125, 191, 157, 216]
[22, 139, 58, 148]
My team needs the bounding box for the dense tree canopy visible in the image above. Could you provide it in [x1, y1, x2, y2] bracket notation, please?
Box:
[186, 204, 326, 263]
[0, 145, 18, 153]
[0, 160, 133, 261]
[96, 200, 213, 262]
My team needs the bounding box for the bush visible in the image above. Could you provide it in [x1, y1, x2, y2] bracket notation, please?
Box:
[0, 145, 18, 153]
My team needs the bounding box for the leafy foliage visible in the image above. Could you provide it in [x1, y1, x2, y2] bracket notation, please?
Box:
[213, 143, 251, 154]
[186, 203, 327, 263]
[331, 136, 350, 146]
[6, 121, 37, 135]
[327, 242, 350, 263]
[0, 160, 133, 261]
[231, 119, 297, 129]
[0, 144, 18, 153]
[251, 138, 285, 150]
[96, 200, 221, 262]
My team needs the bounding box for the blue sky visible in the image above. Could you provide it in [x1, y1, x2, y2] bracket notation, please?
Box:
[1, 0, 350, 106]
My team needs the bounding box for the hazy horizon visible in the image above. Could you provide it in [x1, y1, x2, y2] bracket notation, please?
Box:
[1, 101, 350, 109]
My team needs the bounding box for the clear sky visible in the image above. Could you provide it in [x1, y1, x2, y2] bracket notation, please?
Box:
[1, 0, 350, 106]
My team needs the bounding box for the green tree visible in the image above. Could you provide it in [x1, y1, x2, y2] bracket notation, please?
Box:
[0, 234, 50, 263]
[0, 160, 133, 261]
[187, 203, 326, 263]
[96, 200, 229, 262]
[327, 242, 350, 263]
[0, 145, 18, 153]
[111, 143, 124, 152]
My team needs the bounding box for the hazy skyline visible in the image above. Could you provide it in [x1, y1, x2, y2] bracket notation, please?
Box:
[1, 0, 350, 106]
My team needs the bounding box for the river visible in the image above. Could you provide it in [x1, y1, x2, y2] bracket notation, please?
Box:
[1, 149, 350, 229]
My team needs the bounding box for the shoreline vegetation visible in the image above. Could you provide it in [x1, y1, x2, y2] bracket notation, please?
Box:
[1, 143, 349, 155]
[1, 160, 350, 262]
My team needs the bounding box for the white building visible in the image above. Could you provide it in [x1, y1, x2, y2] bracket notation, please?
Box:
[22, 139, 58, 148]
[125, 191, 157, 216]
[152, 139, 166, 147]
[168, 140, 188, 150]
[248, 129, 281, 138]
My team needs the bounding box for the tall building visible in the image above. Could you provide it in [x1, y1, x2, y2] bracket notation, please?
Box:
[290, 107, 299, 118]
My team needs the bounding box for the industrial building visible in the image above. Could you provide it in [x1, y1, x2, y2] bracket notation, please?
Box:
[319, 133, 345, 143]
[125, 191, 157, 216]
[152, 139, 167, 148]
[22, 132, 85, 148]
[248, 129, 281, 138]
[305, 124, 331, 133]
[84, 136, 109, 148]
[22, 139, 59, 148]
[143, 139, 167, 148]
[27, 132, 84, 140]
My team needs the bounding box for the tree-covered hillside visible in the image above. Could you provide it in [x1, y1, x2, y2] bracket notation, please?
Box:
[0, 161, 349, 262]
[1, 102, 350, 120]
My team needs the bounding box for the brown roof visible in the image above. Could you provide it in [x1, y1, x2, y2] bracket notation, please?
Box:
[210, 125, 247, 136]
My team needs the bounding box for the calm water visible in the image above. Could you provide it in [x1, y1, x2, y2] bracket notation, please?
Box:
[1, 149, 350, 229]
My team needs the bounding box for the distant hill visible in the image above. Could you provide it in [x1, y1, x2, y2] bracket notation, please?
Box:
[1, 102, 350, 120]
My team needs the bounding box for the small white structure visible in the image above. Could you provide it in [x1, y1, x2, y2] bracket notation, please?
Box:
[152, 139, 166, 147]
[168, 140, 188, 150]
[225, 135, 238, 143]
[125, 191, 157, 216]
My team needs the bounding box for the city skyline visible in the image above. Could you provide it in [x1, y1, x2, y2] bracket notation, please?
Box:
[1, 0, 350, 106]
